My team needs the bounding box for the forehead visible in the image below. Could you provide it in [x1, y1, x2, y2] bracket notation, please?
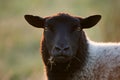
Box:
[45, 13, 80, 25]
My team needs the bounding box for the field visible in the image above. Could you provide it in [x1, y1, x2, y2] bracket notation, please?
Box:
[0, 0, 120, 80]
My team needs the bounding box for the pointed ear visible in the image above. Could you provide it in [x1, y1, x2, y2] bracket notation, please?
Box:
[80, 15, 101, 29]
[24, 15, 44, 28]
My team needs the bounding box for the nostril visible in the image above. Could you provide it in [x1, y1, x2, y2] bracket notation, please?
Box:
[63, 46, 70, 51]
[55, 46, 61, 51]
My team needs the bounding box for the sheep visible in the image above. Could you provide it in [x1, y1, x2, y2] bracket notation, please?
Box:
[24, 13, 120, 80]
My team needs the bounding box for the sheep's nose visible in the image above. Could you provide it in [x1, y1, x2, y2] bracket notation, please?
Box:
[54, 45, 70, 54]
[52, 44, 72, 63]
[54, 45, 70, 53]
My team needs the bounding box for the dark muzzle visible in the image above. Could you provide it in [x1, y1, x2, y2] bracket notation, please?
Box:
[51, 44, 72, 63]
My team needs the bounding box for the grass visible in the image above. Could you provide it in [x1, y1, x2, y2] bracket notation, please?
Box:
[0, 16, 44, 80]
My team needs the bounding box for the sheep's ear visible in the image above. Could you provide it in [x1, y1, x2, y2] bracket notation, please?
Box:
[24, 15, 44, 28]
[80, 15, 101, 29]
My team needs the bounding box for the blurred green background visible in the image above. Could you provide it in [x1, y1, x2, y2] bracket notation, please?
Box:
[0, 0, 120, 80]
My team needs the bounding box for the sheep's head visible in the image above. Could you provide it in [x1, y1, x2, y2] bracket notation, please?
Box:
[24, 13, 101, 63]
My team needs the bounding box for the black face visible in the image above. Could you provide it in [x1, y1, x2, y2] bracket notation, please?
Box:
[44, 15, 82, 63]
[24, 13, 101, 63]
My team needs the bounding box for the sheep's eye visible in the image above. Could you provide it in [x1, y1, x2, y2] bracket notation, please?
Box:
[71, 25, 81, 32]
[75, 27, 81, 31]
[44, 27, 48, 31]
[44, 24, 55, 32]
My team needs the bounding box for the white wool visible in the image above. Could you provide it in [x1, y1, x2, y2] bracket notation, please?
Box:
[72, 40, 120, 80]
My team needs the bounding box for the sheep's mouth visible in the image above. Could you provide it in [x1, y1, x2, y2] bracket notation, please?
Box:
[49, 56, 72, 63]
[54, 56, 72, 63]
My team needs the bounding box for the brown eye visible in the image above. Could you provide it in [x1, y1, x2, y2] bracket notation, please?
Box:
[75, 27, 81, 31]
[44, 27, 48, 31]
[71, 24, 81, 32]
[45, 24, 55, 32]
